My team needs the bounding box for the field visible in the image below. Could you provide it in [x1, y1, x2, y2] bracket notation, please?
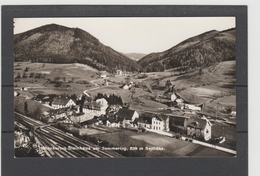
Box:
[211, 122, 236, 150]
[14, 96, 51, 114]
[92, 129, 233, 157]
[14, 61, 236, 118]
[14, 62, 100, 95]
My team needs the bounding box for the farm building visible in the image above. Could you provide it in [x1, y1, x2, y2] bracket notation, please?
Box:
[99, 71, 107, 78]
[186, 117, 212, 141]
[51, 97, 76, 109]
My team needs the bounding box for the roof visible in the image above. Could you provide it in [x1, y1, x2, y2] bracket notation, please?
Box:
[169, 115, 189, 127]
[52, 97, 73, 106]
[186, 117, 210, 130]
[80, 117, 99, 125]
[100, 71, 107, 75]
[83, 101, 101, 109]
[117, 108, 137, 120]
[137, 115, 152, 124]
[156, 114, 169, 121]
[35, 94, 48, 101]
[107, 117, 121, 123]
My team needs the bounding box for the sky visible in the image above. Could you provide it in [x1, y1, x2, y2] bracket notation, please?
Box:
[14, 17, 235, 54]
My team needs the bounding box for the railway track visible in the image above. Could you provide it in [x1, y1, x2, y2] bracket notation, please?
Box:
[14, 112, 122, 158]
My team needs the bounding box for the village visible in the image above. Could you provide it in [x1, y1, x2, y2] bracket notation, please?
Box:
[14, 66, 237, 157]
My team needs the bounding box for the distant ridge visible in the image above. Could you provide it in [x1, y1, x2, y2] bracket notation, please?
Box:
[123, 53, 147, 61]
[137, 28, 236, 72]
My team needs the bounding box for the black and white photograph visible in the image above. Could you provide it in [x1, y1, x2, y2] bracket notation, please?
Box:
[13, 17, 236, 158]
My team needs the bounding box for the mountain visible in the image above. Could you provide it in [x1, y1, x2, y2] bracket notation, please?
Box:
[137, 28, 236, 72]
[123, 53, 147, 61]
[14, 24, 139, 72]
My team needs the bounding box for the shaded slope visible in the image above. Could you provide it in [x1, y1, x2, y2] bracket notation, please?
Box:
[14, 24, 139, 72]
[138, 28, 236, 72]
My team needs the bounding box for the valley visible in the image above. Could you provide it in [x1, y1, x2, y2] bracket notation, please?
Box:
[14, 23, 236, 158]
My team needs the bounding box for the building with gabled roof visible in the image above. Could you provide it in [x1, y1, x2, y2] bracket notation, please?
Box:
[116, 108, 139, 122]
[51, 97, 76, 109]
[136, 113, 169, 132]
[169, 115, 190, 134]
[186, 117, 212, 141]
[114, 108, 139, 128]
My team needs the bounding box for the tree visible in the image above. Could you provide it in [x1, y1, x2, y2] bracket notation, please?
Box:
[24, 67, 29, 72]
[199, 68, 203, 75]
[30, 103, 42, 120]
[22, 72, 27, 78]
[29, 72, 35, 78]
[16, 72, 21, 79]
[24, 102, 29, 116]
[54, 76, 60, 82]
[125, 76, 130, 85]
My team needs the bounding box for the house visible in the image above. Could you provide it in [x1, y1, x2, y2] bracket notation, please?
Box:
[114, 109, 139, 128]
[116, 109, 139, 123]
[82, 101, 101, 114]
[151, 114, 169, 131]
[136, 113, 169, 131]
[122, 82, 133, 90]
[122, 84, 129, 90]
[100, 71, 107, 78]
[14, 91, 20, 96]
[95, 98, 108, 114]
[186, 117, 212, 141]
[184, 104, 202, 111]
[116, 70, 122, 75]
[170, 93, 177, 102]
[169, 115, 189, 134]
[136, 115, 152, 129]
[230, 111, 236, 116]
[106, 118, 120, 128]
[51, 97, 76, 109]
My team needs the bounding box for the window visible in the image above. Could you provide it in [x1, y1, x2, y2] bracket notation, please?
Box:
[206, 129, 209, 133]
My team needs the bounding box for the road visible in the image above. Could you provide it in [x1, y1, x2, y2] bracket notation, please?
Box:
[14, 112, 122, 158]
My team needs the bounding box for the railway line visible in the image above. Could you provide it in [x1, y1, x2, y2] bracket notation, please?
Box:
[14, 112, 122, 158]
